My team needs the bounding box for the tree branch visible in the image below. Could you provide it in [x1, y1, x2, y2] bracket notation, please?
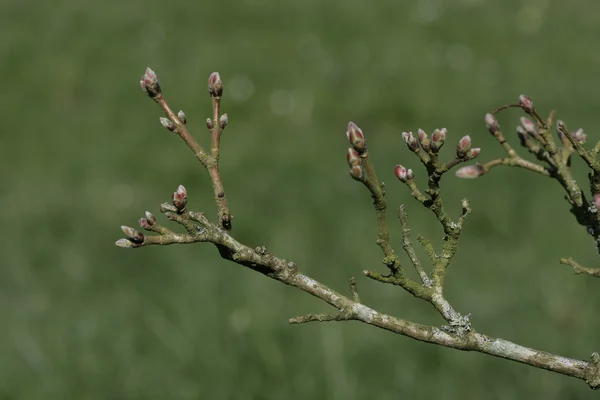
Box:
[120, 70, 600, 390]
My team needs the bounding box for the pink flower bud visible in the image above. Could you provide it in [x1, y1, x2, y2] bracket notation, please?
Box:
[172, 185, 188, 212]
[519, 95, 534, 113]
[160, 117, 176, 132]
[457, 135, 472, 151]
[417, 128, 430, 151]
[485, 113, 499, 134]
[430, 128, 446, 153]
[145, 211, 156, 225]
[402, 131, 419, 151]
[456, 135, 472, 158]
[349, 165, 363, 181]
[455, 164, 484, 179]
[520, 117, 536, 135]
[466, 147, 481, 159]
[121, 225, 144, 243]
[140, 67, 161, 98]
[346, 121, 366, 154]
[208, 72, 223, 97]
[346, 148, 361, 167]
[394, 164, 413, 182]
[139, 218, 151, 230]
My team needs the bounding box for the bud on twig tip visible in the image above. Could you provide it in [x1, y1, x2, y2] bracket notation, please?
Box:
[115, 238, 135, 248]
[145, 211, 156, 225]
[140, 67, 161, 98]
[208, 72, 223, 97]
[519, 95, 534, 113]
[121, 225, 144, 243]
[457, 135, 472, 152]
[172, 185, 188, 212]
[402, 131, 419, 152]
[346, 121, 366, 154]
[456, 164, 484, 179]
[485, 113, 499, 134]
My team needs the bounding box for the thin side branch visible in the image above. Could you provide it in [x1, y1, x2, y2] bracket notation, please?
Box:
[560, 258, 600, 278]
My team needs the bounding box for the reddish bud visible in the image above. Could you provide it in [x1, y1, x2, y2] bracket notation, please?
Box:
[466, 147, 481, 159]
[457, 135, 472, 151]
[121, 225, 144, 243]
[346, 122, 366, 154]
[346, 148, 361, 167]
[172, 185, 188, 212]
[145, 211, 156, 225]
[430, 128, 446, 153]
[485, 113, 499, 134]
[520, 117, 536, 135]
[456, 164, 484, 179]
[573, 128, 587, 144]
[206, 118, 214, 130]
[219, 114, 228, 129]
[519, 95, 534, 114]
[160, 117, 176, 132]
[178, 110, 187, 124]
[208, 72, 223, 97]
[139, 218, 151, 230]
[417, 128, 430, 151]
[402, 131, 419, 151]
[394, 164, 414, 183]
[140, 67, 161, 98]
[349, 165, 363, 181]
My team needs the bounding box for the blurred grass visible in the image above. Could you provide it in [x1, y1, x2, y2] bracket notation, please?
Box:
[2, 0, 600, 398]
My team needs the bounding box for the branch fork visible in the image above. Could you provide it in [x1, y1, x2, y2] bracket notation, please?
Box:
[118, 70, 600, 389]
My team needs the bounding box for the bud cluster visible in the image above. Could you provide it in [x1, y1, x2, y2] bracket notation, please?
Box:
[346, 147, 363, 181]
[394, 164, 414, 183]
[172, 185, 188, 212]
[519, 94, 534, 114]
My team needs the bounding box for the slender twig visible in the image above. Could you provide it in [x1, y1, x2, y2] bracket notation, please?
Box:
[560, 258, 600, 278]
[398, 205, 431, 287]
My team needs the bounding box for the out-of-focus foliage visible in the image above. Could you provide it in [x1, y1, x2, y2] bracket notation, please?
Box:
[2, 0, 600, 398]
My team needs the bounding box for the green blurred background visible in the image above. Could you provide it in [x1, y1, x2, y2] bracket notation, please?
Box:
[3, 0, 600, 398]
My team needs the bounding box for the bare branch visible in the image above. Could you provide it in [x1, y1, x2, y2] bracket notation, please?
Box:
[560, 258, 600, 278]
